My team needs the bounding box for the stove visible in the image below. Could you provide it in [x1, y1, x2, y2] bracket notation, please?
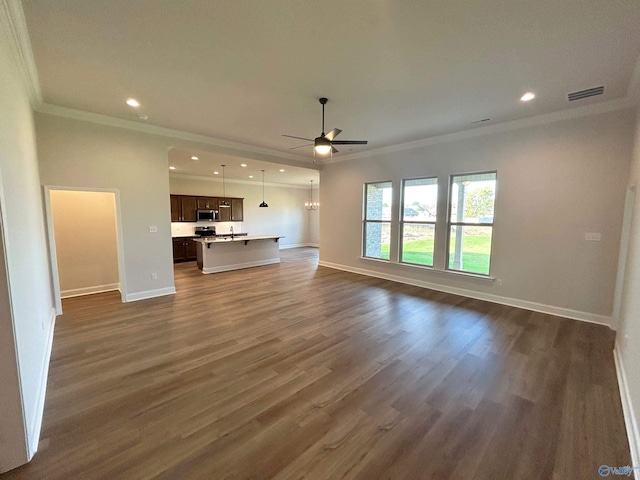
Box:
[195, 226, 216, 236]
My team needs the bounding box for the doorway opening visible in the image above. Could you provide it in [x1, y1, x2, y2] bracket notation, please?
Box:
[44, 187, 127, 314]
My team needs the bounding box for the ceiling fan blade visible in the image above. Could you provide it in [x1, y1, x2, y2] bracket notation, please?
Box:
[325, 128, 342, 141]
[289, 143, 313, 150]
[332, 145, 339, 153]
[331, 140, 368, 145]
[282, 134, 314, 142]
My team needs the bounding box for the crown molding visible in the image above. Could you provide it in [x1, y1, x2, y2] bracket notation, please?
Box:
[35, 103, 320, 168]
[35, 91, 638, 168]
[336, 96, 637, 162]
[0, 0, 42, 108]
[169, 173, 316, 189]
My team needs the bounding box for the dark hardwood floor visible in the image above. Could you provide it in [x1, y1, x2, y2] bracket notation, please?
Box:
[2, 248, 631, 479]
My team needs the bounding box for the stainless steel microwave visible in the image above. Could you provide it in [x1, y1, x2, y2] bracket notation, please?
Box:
[196, 209, 219, 222]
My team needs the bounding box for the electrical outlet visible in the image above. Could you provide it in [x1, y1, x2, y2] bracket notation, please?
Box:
[149, 226, 158, 233]
[151, 273, 158, 280]
[624, 335, 629, 348]
[585, 232, 601, 241]
[496, 279, 503, 286]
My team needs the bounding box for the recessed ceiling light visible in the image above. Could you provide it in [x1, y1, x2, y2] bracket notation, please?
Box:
[169, 166, 176, 170]
[279, 169, 285, 172]
[240, 163, 247, 167]
[249, 175, 254, 179]
[213, 171, 219, 175]
[126, 98, 140, 107]
[191, 156, 199, 161]
[520, 92, 536, 102]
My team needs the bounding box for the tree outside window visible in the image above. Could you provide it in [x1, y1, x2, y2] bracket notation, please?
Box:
[448, 172, 497, 275]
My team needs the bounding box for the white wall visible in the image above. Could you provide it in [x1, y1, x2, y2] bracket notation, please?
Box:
[36, 115, 176, 301]
[50, 190, 119, 296]
[169, 176, 319, 247]
[320, 108, 636, 324]
[0, 29, 56, 471]
[615, 106, 640, 466]
[35, 112, 317, 301]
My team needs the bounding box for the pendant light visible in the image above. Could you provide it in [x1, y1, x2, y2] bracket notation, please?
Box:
[219, 165, 230, 207]
[259, 169, 268, 208]
[305, 180, 319, 211]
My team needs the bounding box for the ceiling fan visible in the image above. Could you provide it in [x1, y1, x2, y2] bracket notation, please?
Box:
[282, 97, 368, 161]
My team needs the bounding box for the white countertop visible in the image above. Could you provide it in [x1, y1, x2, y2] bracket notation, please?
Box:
[193, 235, 283, 244]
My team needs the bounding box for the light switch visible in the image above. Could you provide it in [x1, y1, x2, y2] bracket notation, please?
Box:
[149, 226, 158, 233]
[585, 233, 601, 241]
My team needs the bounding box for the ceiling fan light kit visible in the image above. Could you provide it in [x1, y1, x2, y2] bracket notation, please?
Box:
[283, 97, 368, 162]
[314, 137, 332, 155]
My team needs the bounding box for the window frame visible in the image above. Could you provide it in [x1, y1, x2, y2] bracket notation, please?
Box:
[399, 176, 438, 267]
[445, 171, 497, 276]
[362, 180, 393, 261]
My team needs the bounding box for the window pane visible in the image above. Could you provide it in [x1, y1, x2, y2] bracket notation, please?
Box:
[448, 226, 493, 275]
[364, 222, 391, 260]
[401, 224, 435, 266]
[403, 178, 437, 221]
[450, 172, 496, 224]
[365, 182, 392, 221]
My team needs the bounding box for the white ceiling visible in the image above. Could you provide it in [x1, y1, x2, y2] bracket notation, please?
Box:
[22, 0, 640, 163]
[168, 148, 319, 186]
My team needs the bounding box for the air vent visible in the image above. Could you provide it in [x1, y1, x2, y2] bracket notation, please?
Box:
[568, 86, 604, 101]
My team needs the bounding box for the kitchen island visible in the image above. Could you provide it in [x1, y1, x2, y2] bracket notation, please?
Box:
[194, 235, 283, 274]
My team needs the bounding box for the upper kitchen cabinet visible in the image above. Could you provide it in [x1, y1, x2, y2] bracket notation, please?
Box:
[170, 195, 181, 222]
[170, 195, 197, 222]
[218, 200, 232, 222]
[170, 195, 243, 222]
[196, 197, 218, 210]
[231, 198, 244, 221]
[216, 198, 243, 221]
[182, 196, 197, 221]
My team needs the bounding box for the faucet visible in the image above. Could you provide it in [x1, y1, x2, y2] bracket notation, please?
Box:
[230, 226, 233, 238]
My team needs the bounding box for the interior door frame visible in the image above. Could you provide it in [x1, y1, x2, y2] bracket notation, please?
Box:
[44, 186, 127, 314]
[612, 183, 637, 330]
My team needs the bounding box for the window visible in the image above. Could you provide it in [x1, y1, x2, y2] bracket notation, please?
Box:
[400, 177, 438, 266]
[447, 172, 497, 275]
[363, 181, 392, 260]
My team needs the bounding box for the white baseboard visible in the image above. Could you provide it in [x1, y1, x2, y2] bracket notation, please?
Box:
[27, 307, 57, 459]
[125, 287, 176, 302]
[318, 260, 613, 327]
[614, 345, 640, 477]
[61, 283, 120, 299]
[202, 258, 280, 274]
[280, 243, 319, 249]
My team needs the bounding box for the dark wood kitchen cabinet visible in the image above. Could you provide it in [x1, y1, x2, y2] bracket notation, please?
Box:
[216, 197, 244, 222]
[181, 196, 197, 221]
[170, 195, 197, 222]
[170, 195, 243, 222]
[170, 195, 181, 222]
[172, 237, 198, 262]
[218, 199, 232, 222]
[231, 198, 244, 221]
[196, 197, 218, 210]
